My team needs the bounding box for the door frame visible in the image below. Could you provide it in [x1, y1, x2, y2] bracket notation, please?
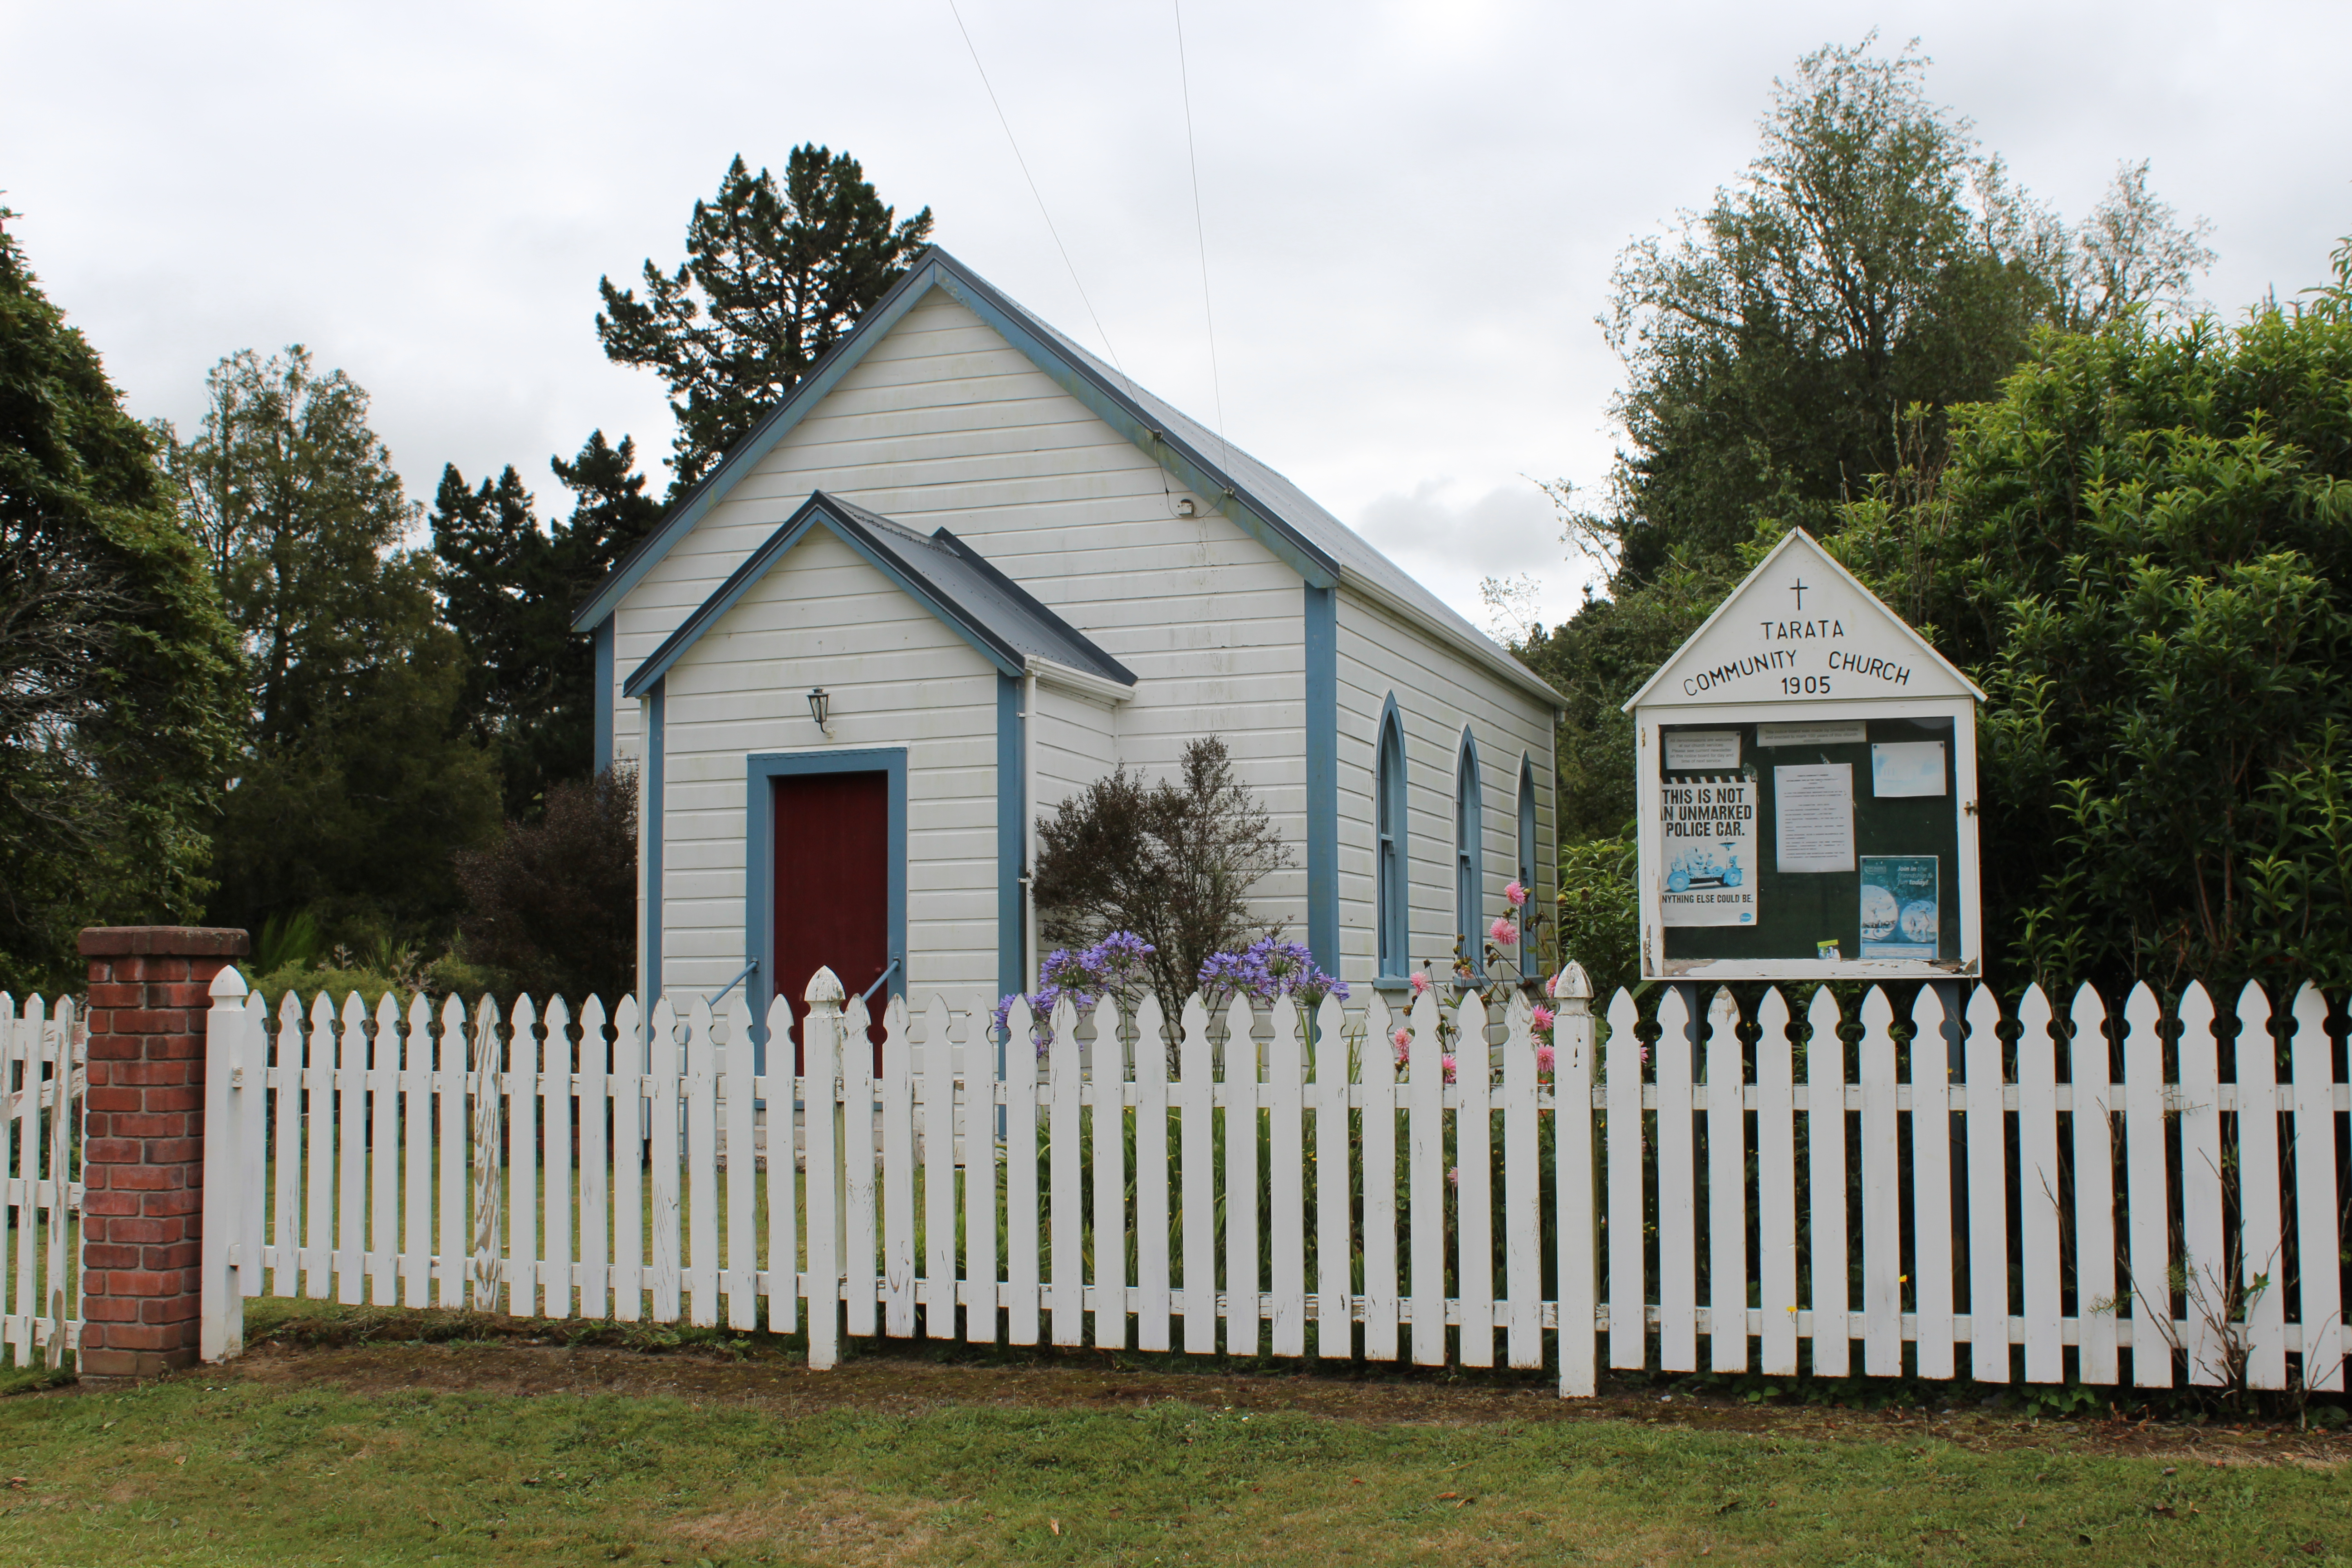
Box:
[744, 748, 907, 1064]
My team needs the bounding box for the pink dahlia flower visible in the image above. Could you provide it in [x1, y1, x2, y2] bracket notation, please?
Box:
[1489, 916, 1518, 946]
[1408, 971, 1430, 996]
[1536, 1044, 1556, 1074]
[1504, 880, 1527, 907]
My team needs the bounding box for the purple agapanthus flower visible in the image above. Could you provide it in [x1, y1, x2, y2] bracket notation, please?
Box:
[996, 932, 1156, 1054]
[1196, 936, 1349, 1009]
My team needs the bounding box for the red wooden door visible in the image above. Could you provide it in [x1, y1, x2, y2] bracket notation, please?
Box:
[772, 770, 890, 1067]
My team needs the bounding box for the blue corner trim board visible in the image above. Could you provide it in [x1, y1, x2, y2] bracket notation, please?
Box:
[741, 747, 908, 1073]
[644, 680, 665, 1000]
[996, 675, 1025, 1006]
[1304, 585, 1338, 975]
[592, 617, 614, 774]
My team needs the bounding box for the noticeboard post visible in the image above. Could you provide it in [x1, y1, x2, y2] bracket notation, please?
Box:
[1623, 529, 1984, 983]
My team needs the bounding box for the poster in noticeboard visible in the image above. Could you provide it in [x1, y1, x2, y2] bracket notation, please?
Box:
[1658, 774, 1757, 926]
[1859, 856, 1939, 958]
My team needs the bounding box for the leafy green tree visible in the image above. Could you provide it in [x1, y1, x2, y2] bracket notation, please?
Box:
[1580, 36, 2212, 588]
[431, 431, 662, 818]
[162, 348, 500, 943]
[1834, 237, 2352, 993]
[0, 211, 241, 991]
[598, 148, 933, 491]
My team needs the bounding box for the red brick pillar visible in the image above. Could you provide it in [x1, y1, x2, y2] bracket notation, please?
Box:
[77, 926, 248, 1381]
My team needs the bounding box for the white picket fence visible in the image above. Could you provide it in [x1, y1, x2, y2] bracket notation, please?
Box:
[195, 965, 2350, 1397]
[0, 996, 83, 1368]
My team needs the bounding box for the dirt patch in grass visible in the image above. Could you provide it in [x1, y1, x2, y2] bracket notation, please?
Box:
[149, 1335, 2349, 1471]
[667, 1482, 947, 1564]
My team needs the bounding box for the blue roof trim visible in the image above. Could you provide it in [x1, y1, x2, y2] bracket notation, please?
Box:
[573, 258, 950, 633]
[925, 269, 1340, 590]
[621, 491, 1133, 698]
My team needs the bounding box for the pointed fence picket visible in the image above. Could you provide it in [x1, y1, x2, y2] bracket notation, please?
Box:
[179, 970, 2348, 1402]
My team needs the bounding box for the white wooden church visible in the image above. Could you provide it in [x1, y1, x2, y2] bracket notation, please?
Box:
[572, 247, 1562, 1035]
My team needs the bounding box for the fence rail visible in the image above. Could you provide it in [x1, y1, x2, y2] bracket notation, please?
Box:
[197, 966, 2350, 1398]
[0, 995, 83, 1367]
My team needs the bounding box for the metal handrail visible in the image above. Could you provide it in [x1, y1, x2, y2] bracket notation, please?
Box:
[710, 957, 758, 1007]
[858, 956, 902, 1005]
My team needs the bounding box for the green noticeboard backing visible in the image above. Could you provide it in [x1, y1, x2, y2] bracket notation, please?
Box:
[1658, 717, 1961, 965]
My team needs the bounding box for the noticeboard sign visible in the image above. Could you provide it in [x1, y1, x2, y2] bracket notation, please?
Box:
[1622, 530, 1984, 982]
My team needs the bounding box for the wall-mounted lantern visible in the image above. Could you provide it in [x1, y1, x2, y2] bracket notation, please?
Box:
[807, 686, 833, 737]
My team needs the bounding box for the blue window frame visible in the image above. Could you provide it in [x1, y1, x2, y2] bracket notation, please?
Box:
[1518, 753, 1538, 946]
[1455, 729, 1482, 960]
[1376, 696, 1407, 980]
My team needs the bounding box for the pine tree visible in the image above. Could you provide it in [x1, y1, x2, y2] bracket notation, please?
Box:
[432, 431, 662, 818]
[597, 148, 932, 490]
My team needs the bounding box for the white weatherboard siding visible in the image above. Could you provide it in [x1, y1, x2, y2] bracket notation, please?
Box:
[1032, 682, 1116, 813]
[1335, 592, 1556, 990]
[612, 289, 1312, 954]
[655, 528, 1000, 999]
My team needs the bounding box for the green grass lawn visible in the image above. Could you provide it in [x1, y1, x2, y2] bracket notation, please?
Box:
[0, 1343, 2344, 1567]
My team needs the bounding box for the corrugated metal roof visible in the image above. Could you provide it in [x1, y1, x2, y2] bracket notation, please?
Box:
[844, 499, 1137, 686]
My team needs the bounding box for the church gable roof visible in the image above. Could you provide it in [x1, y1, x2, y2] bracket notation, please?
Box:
[621, 490, 1135, 698]
[1622, 528, 1985, 711]
[577, 245, 1559, 706]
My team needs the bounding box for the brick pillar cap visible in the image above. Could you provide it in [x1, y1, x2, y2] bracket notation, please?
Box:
[78, 927, 250, 959]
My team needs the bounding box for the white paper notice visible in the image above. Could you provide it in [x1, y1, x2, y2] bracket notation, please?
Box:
[1775, 764, 1856, 872]
[1870, 741, 1946, 798]
[1757, 721, 1867, 748]
[1664, 730, 1741, 771]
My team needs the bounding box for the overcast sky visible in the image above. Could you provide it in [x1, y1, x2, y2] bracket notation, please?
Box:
[5, 0, 2348, 633]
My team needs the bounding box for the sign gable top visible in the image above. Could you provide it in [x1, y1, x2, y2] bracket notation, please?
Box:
[1622, 529, 1986, 711]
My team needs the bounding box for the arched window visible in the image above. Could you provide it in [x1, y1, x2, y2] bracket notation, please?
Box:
[1376, 697, 1407, 979]
[1517, 754, 1538, 946]
[1455, 729, 1482, 960]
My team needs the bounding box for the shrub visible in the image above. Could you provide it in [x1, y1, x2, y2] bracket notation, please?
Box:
[452, 764, 637, 1004]
[1030, 737, 1294, 1024]
[1556, 834, 1639, 999]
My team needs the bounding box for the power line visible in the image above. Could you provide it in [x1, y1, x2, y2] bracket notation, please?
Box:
[1170, 0, 1230, 475]
[945, 0, 1129, 385]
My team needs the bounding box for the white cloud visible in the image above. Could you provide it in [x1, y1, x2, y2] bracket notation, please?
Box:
[1353, 479, 1592, 633]
[2, 0, 2344, 597]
